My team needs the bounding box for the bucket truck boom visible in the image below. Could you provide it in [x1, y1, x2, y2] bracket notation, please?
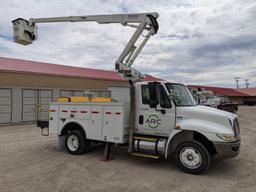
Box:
[12, 13, 159, 80]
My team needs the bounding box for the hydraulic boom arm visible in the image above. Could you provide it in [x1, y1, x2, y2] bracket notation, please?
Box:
[12, 13, 159, 80]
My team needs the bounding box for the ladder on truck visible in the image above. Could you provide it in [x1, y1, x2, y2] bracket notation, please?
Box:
[12, 12, 159, 159]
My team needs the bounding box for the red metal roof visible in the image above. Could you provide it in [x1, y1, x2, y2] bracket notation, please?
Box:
[189, 85, 248, 97]
[0, 57, 125, 81]
[0, 57, 163, 82]
[237, 88, 256, 96]
[143, 74, 163, 81]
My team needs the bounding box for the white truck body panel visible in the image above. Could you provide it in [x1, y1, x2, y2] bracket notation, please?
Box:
[49, 102, 129, 144]
[49, 104, 59, 134]
[108, 86, 131, 128]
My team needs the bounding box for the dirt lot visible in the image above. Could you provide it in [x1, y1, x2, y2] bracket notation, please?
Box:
[0, 106, 255, 192]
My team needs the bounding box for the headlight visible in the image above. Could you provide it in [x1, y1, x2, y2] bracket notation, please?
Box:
[216, 133, 238, 142]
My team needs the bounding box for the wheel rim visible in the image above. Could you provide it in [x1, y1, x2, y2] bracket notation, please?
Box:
[179, 147, 202, 169]
[67, 135, 79, 151]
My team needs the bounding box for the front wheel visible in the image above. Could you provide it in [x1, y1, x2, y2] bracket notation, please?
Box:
[174, 141, 211, 175]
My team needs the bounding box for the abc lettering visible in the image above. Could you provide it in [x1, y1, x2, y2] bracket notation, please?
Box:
[146, 119, 161, 125]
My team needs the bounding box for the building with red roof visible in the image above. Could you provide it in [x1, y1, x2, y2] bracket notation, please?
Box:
[0, 57, 161, 86]
[0, 57, 162, 124]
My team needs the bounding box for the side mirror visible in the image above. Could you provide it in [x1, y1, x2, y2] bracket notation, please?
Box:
[149, 99, 158, 108]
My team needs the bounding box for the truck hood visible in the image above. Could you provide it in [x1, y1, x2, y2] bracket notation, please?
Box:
[176, 105, 237, 131]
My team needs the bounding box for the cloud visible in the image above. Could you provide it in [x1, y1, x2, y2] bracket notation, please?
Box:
[0, 0, 255, 88]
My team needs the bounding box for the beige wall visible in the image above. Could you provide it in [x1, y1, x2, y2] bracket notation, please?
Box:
[0, 72, 129, 90]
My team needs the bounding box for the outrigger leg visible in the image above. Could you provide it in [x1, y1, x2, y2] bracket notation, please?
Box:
[101, 142, 113, 161]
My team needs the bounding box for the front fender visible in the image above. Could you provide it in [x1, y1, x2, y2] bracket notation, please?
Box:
[164, 118, 233, 158]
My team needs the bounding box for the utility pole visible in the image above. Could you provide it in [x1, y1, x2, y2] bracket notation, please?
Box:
[234, 77, 240, 89]
[245, 79, 250, 88]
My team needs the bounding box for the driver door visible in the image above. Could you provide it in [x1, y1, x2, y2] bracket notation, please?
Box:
[135, 84, 176, 137]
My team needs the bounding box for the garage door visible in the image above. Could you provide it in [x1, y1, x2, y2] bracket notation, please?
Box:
[22, 89, 53, 122]
[22, 89, 37, 121]
[0, 89, 12, 124]
[38, 90, 53, 121]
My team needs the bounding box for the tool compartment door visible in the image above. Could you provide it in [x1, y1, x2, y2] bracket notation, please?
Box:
[102, 105, 126, 143]
[49, 104, 59, 134]
[89, 105, 103, 140]
[75, 105, 91, 120]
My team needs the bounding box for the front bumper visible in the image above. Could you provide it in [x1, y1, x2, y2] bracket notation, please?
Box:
[213, 140, 240, 159]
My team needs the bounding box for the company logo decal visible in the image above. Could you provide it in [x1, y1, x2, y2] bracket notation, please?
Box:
[146, 114, 161, 129]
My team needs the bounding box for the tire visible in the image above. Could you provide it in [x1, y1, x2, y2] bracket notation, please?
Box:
[174, 141, 211, 175]
[65, 130, 87, 155]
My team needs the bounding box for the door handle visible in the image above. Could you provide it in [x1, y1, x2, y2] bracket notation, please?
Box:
[140, 108, 149, 110]
[139, 115, 144, 124]
[154, 106, 166, 115]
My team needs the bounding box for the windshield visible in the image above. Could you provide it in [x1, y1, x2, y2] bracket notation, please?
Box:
[166, 84, 197, 106]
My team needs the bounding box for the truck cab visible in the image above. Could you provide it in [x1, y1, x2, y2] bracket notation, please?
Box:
[132, 81, 240, 174]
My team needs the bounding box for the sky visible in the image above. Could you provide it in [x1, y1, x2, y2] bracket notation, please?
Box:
[0, 0, 256, 88]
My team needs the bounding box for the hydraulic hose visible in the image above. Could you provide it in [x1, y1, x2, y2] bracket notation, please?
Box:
[146, 14, 159, 34]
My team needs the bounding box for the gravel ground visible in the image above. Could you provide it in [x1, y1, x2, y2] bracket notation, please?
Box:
[0, 106, 255, 192]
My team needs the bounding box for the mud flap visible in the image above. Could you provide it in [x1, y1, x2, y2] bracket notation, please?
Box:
[57, 135, 66, 151]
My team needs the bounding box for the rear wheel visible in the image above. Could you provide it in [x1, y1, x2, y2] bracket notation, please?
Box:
[174, 141, 211, 174]
[65, 130, 87, 155]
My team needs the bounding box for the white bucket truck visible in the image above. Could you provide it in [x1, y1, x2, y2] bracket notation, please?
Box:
[12, 13, 240, 174]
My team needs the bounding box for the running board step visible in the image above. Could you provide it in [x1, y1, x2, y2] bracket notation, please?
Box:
[133, 136, 158, 142]
[130, 152, 160, 159]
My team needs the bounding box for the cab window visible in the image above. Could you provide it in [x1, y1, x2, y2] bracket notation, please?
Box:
[159, 85, 172, 108]
[141, 85, 150, 104]
[141, 84, 171, 108]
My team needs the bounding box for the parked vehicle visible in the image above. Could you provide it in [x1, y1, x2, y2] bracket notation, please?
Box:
[12, 12, 240, 174]
[202, 97, 238, 114]
[38, 81, 241, 174]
